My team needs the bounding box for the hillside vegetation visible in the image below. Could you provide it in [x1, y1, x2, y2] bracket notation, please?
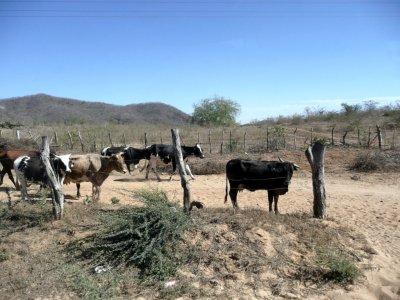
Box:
[0, 94, 191, 125]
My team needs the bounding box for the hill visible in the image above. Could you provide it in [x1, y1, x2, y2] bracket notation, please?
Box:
[0, 94, 191, 125]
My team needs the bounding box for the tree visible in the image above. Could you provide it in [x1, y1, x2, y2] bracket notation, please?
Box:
[191, 96, 240, 127]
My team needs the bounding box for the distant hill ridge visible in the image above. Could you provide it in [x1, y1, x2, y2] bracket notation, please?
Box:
[0, 94, 191, 125]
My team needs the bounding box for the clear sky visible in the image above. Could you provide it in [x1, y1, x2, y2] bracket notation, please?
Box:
[1, 0, 399, 123]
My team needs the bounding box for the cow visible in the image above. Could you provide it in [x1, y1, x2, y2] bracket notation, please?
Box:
[145, 143, 205, 181]
[14, 154, 72, 201]
[101, 146, 126, 156]
[0, 149, 55, 189]
[122, 146, 151, 174]
[64, 153, 126, 201]
[224, 159, 299, 214]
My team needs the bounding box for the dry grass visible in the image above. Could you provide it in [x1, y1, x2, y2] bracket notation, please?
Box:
[0, 197, 372, 299]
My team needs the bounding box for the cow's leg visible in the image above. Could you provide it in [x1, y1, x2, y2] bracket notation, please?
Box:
[147, 156, 161, 181]
[0, 168, 5, 185]
[18, 176, 29, 201]
[76, 183, 81, 199]
[229, 183, 240, 208]
[274, 194, 280, 214]
[126, 163, 131, 175]
[169, 160, 177, 181]
[92, 184, 100, 201]
[185, 163, 196, 180]
[268, 190, 274, 212]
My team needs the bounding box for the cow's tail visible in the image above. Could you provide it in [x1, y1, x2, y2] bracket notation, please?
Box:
[224, 175, 229, 204]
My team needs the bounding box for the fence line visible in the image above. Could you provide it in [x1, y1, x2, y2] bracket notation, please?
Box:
[1, 125, 399, 154]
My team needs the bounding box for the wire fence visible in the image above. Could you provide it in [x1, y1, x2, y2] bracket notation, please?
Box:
[1, 124, 398, 154]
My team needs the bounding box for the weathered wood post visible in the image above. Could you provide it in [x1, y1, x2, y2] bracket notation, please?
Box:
[171, 128, 191, 214]
[16, 130, 21, 140]
[266, 127, 269, 151]
[243, 131, 247, 153]
[376, 125, 382, 150]
[67, 131, 74, 150]
[342, 131, 348, 146]
[305, 142, 327, 219]
[367, 127, 371, 148]
[293, 128, 298, 150]
[220, 130, 224, 154]
[144, 132, 148, 147]
[41, 136, 64, 220]
[208, 129, 212, 154]
[108, 131, 113, 146]
[331, 127, 335, 146]
[229, 130, 233, 152]
[78, 131, 84, 152]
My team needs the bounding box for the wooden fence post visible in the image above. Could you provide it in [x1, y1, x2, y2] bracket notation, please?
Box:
[197, 132, 200, 144]
[229, 130, 233, 152]
[144, 132, 148, 147]
[376, 125, 382, 149]
[122, 134, 126, 146]
[266, 127, 269, 151]
[54, 132, 58, 145]
[108, 132, 113, 146]
[67, 131, 74, 150]
[305, 142, 327, 219]
[310, 127, 313, 142]
[41, 136, 64, 220]
[244, 131, 247, 153]
[220, 130, 224, 154]
[293, 128, 297, 150]
[208, 129, 212, 154]
[160, 132, 163, 144]
[78, 131, 84, 152]
[367, 127, 371, 148]
[331, 127, 335, 146]
[171, 128, 191, 214]
[342, 131, 348, 146]
[16, 130, 20, 140]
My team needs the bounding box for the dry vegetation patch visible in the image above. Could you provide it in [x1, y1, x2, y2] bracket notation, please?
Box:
[0, 191, 373, 300]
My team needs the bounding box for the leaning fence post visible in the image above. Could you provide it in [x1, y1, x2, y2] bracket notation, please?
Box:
[293, 128, 298, 150]
[171, 128, 191, 214]
[78, 131, 84, 152]
[305, 142, 327, 219]
[244, 131, 247, 153]
[41, 136, 64, 220]
[208, 129, 212, 154]
[108, 132, 113, 146]
[376, 125, 382, 150]
[67, 131, 74, 150]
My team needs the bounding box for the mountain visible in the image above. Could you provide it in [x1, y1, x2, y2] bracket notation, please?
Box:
[0, 94, 191, 125]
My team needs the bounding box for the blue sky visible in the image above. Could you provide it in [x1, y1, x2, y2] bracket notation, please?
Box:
[1, 0, 399, 123]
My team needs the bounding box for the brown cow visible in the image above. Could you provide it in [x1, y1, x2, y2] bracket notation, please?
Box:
[64, 153, 126, 201]
[0, 149, 44, 189]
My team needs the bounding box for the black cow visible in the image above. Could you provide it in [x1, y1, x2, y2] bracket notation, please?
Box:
[14, 154, 72, 201]
[122, 146, 151, 174]
[146, 143, 205, 181]
[224, 159, 299, 214]
[101, 146, 126, 156]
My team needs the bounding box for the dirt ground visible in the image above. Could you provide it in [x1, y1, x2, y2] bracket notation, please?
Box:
[1, 149, 400, 299]
[61, 166, 400, 299]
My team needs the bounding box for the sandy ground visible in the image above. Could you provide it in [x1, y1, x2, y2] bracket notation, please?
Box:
[2, 165, 400, 299]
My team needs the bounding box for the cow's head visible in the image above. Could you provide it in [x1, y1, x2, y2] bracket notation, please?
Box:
[110, 153, 127, 174]
[194, 143, 205, 159]
[54, 154, 73, 173]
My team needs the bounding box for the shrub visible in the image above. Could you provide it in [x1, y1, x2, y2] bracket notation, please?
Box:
[89, 188, 193, 281]
[317, 247, 360, 283]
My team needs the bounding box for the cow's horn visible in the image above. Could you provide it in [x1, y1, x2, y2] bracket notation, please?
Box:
[278, 157, 284, 162]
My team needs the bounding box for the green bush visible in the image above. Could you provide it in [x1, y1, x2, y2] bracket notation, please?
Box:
[90, 188, 193, 281]
[317, 247, 360, 283]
